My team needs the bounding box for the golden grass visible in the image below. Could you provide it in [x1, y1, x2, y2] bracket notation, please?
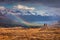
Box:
[0, 27, 60, 40]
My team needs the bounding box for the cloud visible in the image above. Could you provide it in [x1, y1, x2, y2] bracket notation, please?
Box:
[0, 6, 5, 10]
[13, 5, 35, 10]
[36, 10, 54, 16]
[44, 7, 60, 16]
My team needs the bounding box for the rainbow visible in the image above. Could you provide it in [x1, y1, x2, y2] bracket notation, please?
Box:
[9, 14, 44, 27]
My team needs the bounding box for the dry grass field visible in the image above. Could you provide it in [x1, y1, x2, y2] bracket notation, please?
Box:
[0, 27, 60, 40]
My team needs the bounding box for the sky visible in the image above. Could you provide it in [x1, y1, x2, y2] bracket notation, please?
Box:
[0, 0, 60, 25]
[0, 0, 60, 16]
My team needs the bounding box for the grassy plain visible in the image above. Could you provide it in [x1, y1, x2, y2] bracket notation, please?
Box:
[0, 27, 60, 40]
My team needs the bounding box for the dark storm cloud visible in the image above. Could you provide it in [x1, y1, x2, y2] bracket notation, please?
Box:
[0, 0, 60, 8]
[30, 0, 60, 8]
[0, 0, 60, 2]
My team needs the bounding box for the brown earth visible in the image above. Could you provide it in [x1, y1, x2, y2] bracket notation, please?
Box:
[0, 27, 60, 40]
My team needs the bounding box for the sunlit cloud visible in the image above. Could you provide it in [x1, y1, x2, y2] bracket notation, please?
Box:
[13, 5, 35, 10]
[0, 6, 5, 10]
[36, 10, 52, 16]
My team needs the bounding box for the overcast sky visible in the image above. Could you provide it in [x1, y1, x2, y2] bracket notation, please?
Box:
[0, 0, 60, 16]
